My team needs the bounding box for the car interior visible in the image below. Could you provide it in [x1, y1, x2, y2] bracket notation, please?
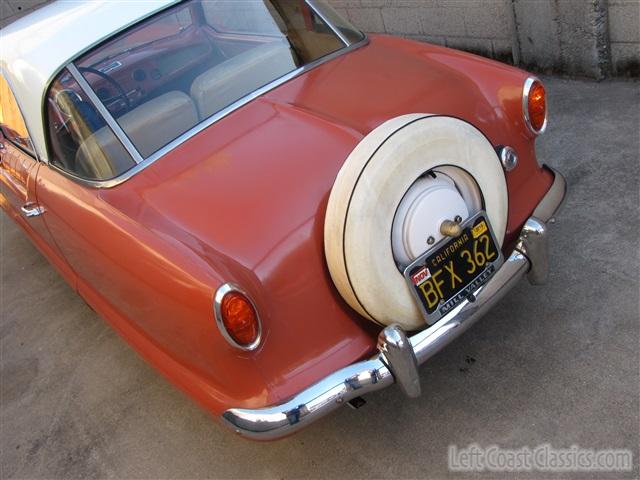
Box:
[45, 0, 348, 180]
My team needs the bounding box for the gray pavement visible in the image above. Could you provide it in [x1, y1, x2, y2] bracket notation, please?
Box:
[1, 77, 639, 479]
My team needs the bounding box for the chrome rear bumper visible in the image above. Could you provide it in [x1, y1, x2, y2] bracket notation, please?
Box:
[223, 166, 567, 440]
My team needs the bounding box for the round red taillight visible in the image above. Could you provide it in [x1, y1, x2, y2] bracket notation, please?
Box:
[524, 78, 547, 134]
[215, 285, 261, 350]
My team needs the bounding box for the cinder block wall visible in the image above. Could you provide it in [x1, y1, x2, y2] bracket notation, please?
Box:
[329, 0, 516, 63]
[0, 0, 49, 28]
[328, 0, 640, 78]
[609, 0, 640, 75]
[1, 0, 638, 77]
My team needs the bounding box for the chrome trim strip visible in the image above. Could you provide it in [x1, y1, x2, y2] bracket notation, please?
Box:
[222, 167, 567, 440]
[67, 63, 144, 164]
[59, 36, 369, 189]
[306, 0, 350, 46]
[213, 283, 263, 351]
[224, 359, 393, 436]
[42, 161, 121, 187]
[522, 76, 548, 135]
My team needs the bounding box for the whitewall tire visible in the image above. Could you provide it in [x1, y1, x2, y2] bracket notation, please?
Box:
[324, 114, 508, 330]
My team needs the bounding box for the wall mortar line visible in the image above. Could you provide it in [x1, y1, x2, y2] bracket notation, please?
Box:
[507, 0, 521, 66]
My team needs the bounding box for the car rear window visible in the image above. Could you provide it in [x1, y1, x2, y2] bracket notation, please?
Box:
[45, 69, 136, 181]
[73, 0, 363, 159]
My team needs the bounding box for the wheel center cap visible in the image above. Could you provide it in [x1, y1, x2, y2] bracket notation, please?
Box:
[392, 173, 469, 266]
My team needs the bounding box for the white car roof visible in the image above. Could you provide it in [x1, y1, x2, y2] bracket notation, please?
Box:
[0, 0, 177, 160]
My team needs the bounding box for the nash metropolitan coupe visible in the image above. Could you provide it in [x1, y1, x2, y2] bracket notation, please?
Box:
[1, 0, 566, 439]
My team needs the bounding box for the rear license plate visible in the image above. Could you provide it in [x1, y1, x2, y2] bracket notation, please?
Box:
[403, 211, 503, 324]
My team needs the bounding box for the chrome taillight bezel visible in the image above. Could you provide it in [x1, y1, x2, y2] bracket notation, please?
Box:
[522, 77, 548, 136]
[213, 283, 262, 351]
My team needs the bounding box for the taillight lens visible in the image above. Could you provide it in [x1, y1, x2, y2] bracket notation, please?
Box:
[524, 78, 547, 134]
[216, 286, 261, 349]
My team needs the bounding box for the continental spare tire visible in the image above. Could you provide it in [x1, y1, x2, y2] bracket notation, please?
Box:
[324, 114, 508, 330]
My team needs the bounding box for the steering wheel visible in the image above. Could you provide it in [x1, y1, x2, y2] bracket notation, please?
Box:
[78, 66, 131, 112]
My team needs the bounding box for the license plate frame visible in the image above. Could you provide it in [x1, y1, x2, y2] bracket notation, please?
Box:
[403, 211, 504, 325]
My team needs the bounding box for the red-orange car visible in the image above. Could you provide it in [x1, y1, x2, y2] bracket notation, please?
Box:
[1, 0, 566, 439]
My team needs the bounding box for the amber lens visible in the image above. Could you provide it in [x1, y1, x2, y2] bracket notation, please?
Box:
[221, 292, 259, 346]
[527, 81, 546, 132]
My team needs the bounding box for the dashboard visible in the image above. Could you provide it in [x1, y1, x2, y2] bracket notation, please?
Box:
[81, 26, 217, 116]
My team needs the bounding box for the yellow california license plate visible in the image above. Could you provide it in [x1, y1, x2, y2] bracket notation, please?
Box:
[403, 211, 503, 324]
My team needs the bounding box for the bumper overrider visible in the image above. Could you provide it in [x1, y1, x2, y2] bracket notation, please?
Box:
[223, 166, 567, 440]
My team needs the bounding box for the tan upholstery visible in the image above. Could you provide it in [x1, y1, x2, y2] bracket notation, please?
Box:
[201, 1, 286, 35]
[119, 90, 197, 158]
[76, 91, 197, 179]
[75, 127, 133, 180]
[190, 41, 297, 119]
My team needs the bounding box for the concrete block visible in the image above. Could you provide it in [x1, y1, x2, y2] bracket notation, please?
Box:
[608, 0, 640, 6]
[358, 0, 392, 6]
[381, 6, 422, 34]
[347, 7, 385, 32]
[492, 38, 514, 63]
[514, 0, 616, 77]
[0, 2, 17, 21]
[513, 0, 562, 72]
[556, 0, 609, 78]
[6, 0, 48, 13]
[403, 34, 448, 46]
[609, 3, 640, 43]
[611, 42, 640, 75]
[463, 0, 511, 39]
[381, 0, 426, 6]
[446, 36, 493, 57]
[419, 6, 466, 36]
[357, 0, 424, 7]
[331, 6, 350, 20]
[327, 0, 354, 8]
[437, 0, 478, 7]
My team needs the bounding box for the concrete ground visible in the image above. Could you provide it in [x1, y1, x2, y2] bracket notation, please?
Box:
[1, 77, 638, 479]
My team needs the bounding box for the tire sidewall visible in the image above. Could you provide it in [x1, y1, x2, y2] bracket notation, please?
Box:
[325, 114, 508, 329]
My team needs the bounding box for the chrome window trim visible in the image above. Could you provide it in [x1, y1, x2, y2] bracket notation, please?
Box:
[66, 63, 144, 164]
[522, 76, 547, 135]
[213, 283, 262, 352]
[43, 160, 124, 187]
[62, 34, 369, 189]
[306, 0, 350, 46]
[0, 127, 38, 161]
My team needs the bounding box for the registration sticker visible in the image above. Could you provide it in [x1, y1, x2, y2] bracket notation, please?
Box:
[472, 220, 488, 238]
